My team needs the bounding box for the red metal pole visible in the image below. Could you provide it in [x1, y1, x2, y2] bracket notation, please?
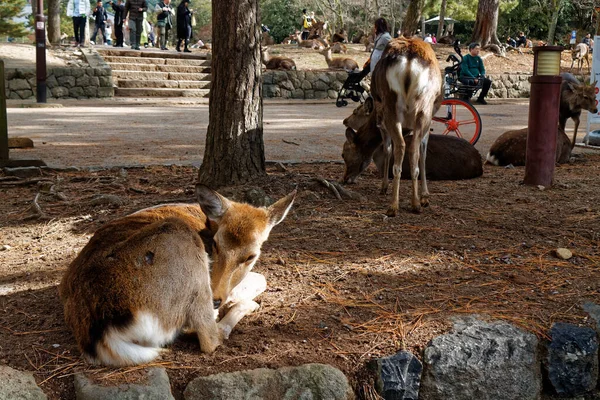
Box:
[35, 0, 47, 103]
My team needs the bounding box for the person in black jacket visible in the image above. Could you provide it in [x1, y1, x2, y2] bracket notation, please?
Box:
[90, 0, 107, 45]
[109, 0, 125, 47]
[125, 0, 147, 50]
[176, 0, 193, 53]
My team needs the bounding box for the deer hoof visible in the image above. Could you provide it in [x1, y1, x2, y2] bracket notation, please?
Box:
[385, 207, 398, 217]
[421, 197, 430, 208]
[411, 205, 423, 214]
[380, 188, 388, 195]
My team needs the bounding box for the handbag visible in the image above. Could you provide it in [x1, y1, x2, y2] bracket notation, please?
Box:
[191, 14, 196, 27]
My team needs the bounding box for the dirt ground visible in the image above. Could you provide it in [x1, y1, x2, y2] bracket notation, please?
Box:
[1, 158, 600, 399]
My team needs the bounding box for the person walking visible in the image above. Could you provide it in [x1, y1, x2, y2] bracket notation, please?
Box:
[66, 0, 90, 47]
[90, 0, 107, 45]
[109, 0, 125, 47]
[125, 0, 147, 50]
[459, 42, 492, 105]
[369, 17, 392, 74]
[155, 0, 175, 50]
[176, 0, 193, 53]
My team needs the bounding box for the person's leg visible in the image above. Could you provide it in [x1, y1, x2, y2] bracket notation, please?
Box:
[135, 18, 143, 49]
[184, 26, 191, 52]
[72, 17, 79, 44]
[159, 25, 166, 49]
[116, 22, 123, 46]
[78, 17, 87, 46]
[100, 24, 106, 44]
[91, 24, 98, 42]
[478, 78, 492, 100]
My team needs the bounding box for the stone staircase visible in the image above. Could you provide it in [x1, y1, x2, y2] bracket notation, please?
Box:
[96, 48, 211, 97]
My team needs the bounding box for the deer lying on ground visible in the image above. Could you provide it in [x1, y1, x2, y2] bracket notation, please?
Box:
[60, 185, 295, 366]
[320, 47, 359, 72]
[362, 34, 375, 52]
[560, 72, 598, 148]
[343, 37, 443, 215]
[261, 47, 296, 70]
[486, 126, 572, 166]
[261, 31, 275, 46]
[292, 31, 325, 50]
[342, 98, 482, 180]
[332, 29, 348, 43]
[332, 42, 347, 54]
[570, 43, 590, 72]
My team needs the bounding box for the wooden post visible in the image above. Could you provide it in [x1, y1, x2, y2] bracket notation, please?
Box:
[0, 59, 8, 164]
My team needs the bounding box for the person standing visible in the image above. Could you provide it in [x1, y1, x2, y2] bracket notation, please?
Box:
[369, 17, 392, 74]
[109, 0, 125, 47]
[176, 0, 193, 53]
[301, 9, 312, 40]
[459, 42, 492, 105]
[90, 0, 107, 45]
[155, 0, 174, 50]
[125, 0, 147, 50]
[66, 0, 90, 47]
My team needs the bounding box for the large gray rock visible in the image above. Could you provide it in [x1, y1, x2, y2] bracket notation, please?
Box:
[546, 323, 599, 396]
[583, 302, 600, 334]
[183, 363, 354, 400]
[0, 365, 47, 400]
[369, 351, 422, 400]
[74, 367, 174, 400]
[420, 316, 541, 400]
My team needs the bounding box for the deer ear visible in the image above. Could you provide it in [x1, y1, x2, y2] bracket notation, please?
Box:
[345, 127, 357, 142]
[267, 190, 296, 226]
[196, 184, 231, 221]
[364, 97, 374, 114]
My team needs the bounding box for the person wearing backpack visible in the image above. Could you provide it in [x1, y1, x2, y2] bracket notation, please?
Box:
[155, 0, 175, 50]
[301, 9, 314, 40]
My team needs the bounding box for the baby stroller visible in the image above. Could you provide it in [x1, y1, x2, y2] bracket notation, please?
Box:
[336, 67, 370, 107]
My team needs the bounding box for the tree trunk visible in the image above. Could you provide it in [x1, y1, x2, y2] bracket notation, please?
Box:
[547, 7, 560, 44]
[471, 0, 500, 46]
[436, 0, 447, 39]
[47, 0, 61, 44]
[402, 0, 424, 36]
[198, 0, 265, 187]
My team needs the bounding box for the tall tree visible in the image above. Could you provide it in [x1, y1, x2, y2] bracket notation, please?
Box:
[436, 0, 447, 38]
[0, 0, 28, 37]
[402, 0, 425, 36]
[47, 0, 61, 44]
[198, 0, 265, 187]
[471, 0, 500, 46]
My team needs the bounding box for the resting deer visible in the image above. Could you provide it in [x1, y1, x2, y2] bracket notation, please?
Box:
[570, 43, 590, 72]
[292, 31, 324, 50]
[354, 37, 443, 215]
[332, 29, 348, 43]
[261, 47, 296, 70]
[60, 185, 296, 366]
[342, 99, 482, 180]
[319, 47, 359, 72]
[331, 42, 347, 54]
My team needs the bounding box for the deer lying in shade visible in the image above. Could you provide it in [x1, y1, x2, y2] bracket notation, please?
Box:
[60, 185, 295, 366]
[342, 98, 483, 180]
[320, 46, 359, 72]
[261, 47, 296, 70]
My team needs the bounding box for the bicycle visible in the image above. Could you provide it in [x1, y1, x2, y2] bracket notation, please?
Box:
[431, 41, 483, 145]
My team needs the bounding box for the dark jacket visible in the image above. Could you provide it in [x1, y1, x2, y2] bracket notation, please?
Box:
[176, 1, 192, 38]
[111, 2, 125, 25]
[460, 54, 485, 79]
[125, 0, 147, 19]
[156, 1, 174, 28]
[92, 5, 107, 26]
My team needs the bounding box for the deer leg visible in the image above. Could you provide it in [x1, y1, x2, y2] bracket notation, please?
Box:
[187, 287, 223, 354]
[407, 130, 423, 213]
[386, 121, 405, 217]
[419, 129, 430, 207]
[216, 300, 260, 340]
[379, 130, 392, 195]
[571, 116, 580, 149]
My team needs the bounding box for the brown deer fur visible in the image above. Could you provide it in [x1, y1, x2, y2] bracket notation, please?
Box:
[342, 99, 483, 180]
[261, 47, 296, 70]
[292, 31, 324, 50]
[486, 126, 572, 166]
[368, 37, 443, 215]
[570, 43, 590, 72]
[319, 47, 359, 72]
[331, 42, 347, 54]
[559, 73, 598, 148]
[332, 29, 348, 43]
[60, 185, 295, 366]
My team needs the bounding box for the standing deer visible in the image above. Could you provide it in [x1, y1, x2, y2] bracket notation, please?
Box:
[261, 47, 296, 70]
[319, 47, 359, 72]
[292, 31, 325, 50]
[560, 72, 598, 148]
[570, 43, 590, 72]
[60, 185, 295, 366]
[365, 37, 442, 215]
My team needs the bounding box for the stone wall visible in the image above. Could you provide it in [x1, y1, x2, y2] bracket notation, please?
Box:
[262, 70, 532, 99]
[4, 67, 114, 100]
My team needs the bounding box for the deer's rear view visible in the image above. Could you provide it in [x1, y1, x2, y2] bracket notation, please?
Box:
[59, 185, 295, 366]
[368, 37, 442, 215]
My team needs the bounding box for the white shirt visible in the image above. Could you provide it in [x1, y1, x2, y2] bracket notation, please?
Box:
[424, 36, 433, 43]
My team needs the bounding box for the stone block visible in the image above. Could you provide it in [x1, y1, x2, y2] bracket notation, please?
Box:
[71, 69, 84, 78]
[52, 86, 70, 97]
[57, 75, 76, 88]
[17, 89, 33, 99]
[89, 76, 100, 86]
[262, 73, 273, 84]
[280, 88, 291, 98]
[0, 366, 46, 400]
[304, 89, 315, 99]
[314, 90, 328, 99]
[313, 80, 329, 91]
[69, 86, 84, 97]
[76, 75, 91, 87]
[83, 86, 98, 97]
[370, 351, 422, 400]
[263, 84, 280, 97]
[46, 75, 58, 89]
[291, 88, 304, 99]
[328, 89, 338, 99]
[317, 72, 331, 83]
[75, 367, 174, 400]
[301, 80, 312, 90]
[97, 87, 114, 97]
[8, 79, 30, 91]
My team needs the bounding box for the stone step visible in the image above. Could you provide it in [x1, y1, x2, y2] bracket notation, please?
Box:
[97, 48, 210, 60]
[107, 63, 211, 74]
[112, 70, 211, 81]
[168, 71, 212, 81]
[114, 87, 210, 97]
[118, 79, 211, 89]
[102, 56, 211, 67]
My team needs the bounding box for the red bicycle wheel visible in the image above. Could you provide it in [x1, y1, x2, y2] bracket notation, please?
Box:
[431, 98, 482, 145]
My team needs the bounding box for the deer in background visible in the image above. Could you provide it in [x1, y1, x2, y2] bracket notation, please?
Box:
[560, 72, 598, 148]
[261, 47, 296, 70]
[332, 29, 348, 43]
[331, 42, 347, 54]
[292, 31, 325, 50]
[570, 43, 590, 72]
[366, 37, 442, 215]
[60, 185, 296, 366]
[319, 47, 359, 72]
[342, 99, 483, 180]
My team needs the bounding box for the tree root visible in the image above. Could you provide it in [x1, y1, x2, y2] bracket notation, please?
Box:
[313, 177, 365, 201]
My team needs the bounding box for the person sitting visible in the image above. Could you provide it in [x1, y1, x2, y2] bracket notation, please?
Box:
[582, 33, 592, 48]
[515, 31, 527, 48]
[424, 33, 433, 43]
[506, 36, 516, 48]
[459, 42, 492, 105]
